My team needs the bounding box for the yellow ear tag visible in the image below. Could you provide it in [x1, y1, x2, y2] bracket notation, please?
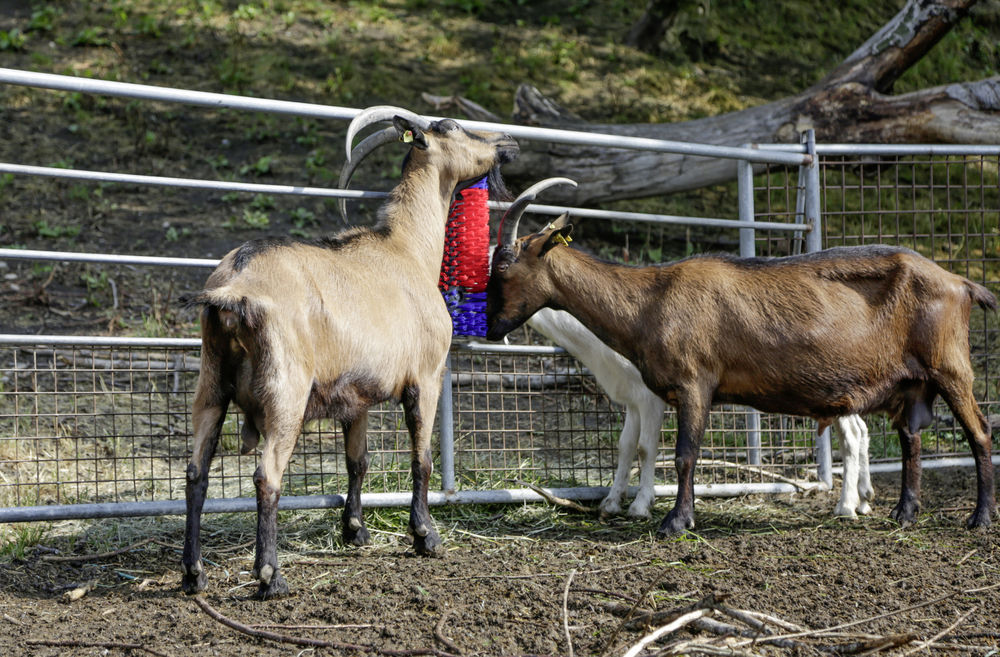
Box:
[401, 130, 414, 143]
[553, 233, 572, 247]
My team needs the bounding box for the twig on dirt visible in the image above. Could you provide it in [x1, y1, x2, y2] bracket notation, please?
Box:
[434, 610, 462, 655]
[42, 537, 156, 562]
[436, 559, 654, 582]
[654, 459, 813, 491]
[3, 613, 22, 625]
[40, 537, 180, 563]
[955, 549, 977, 566]
[715, 606, 807, 634]
[622, 608, 710, 657]
[192, 595, 460, 657]
[251, 622, 375, 631]
[899, 605, 979, 657]
[451, 528, 538, 543]
[820, 632, 918, 654]
[599, 573, 672, 657]
[665, 640, 764, 656]
[514, 480, 596, 513]
[731, 583, 1000, 649]
[62, 578, 99, 602]
[563, 569, 577, 657]
[570, 586, 640, 604]
[25, 639, 169, 657]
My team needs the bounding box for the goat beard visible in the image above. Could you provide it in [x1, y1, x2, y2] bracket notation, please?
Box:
[485, 164, 513, 202]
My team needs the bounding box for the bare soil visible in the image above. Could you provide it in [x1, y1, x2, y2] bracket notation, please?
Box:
[1, 469, 998, 657]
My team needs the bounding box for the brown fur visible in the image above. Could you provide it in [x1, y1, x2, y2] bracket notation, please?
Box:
[487, 222, 996, 536]
[181, 116, 518, 598]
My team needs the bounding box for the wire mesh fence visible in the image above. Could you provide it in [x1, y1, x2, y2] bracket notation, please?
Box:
[753, 151, 1000, 464]
[0, 338, 822, 515]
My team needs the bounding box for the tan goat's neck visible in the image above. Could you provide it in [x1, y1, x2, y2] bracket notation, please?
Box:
[547, 247, 657, 362]
[380, 164, 456, 279]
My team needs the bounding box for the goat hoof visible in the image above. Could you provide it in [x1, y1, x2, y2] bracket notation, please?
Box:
[966, 507, 993, 530]
[181, 569, 207, 595]
[412, 529, 444, 557]
[656, 511, 694, 538]
[256, 569, 289, 600]
[344, 524, 371, 547]
[598, 498, 623, 517]
[833, 504, 858, 519]
[889, 500, 919, 528]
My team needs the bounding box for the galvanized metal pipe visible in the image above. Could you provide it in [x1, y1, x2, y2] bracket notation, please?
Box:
[0, 162, 806, 233]
[0, 67, 809, 166]
[0, 482, 814, 523]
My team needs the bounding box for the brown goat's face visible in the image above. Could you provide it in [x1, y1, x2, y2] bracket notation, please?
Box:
[485, 223, 573, 341]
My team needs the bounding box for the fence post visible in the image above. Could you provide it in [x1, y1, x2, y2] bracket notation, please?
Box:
[737, 153, 762, 466]
[438, 354, 456, 494]
[802, 129, 833, 490]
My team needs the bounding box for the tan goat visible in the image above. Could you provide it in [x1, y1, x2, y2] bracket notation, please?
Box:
[486, 197, 996, 537]
[181, 106, 518, 598]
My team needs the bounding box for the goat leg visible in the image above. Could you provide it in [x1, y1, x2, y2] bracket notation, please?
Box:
[599, 405, 641, 517]
[940, 385, 996, 529]
[657, 394, 710, 537]
[252, 467, 289, 599]
[403, 384, 444, 555]
[182, 401, 227, 594]
[342, 412, 371, 546]
[408, 449, 443, 555]
[890, 425, 922, 528]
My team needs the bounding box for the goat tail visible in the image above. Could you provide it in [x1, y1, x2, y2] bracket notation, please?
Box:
[965, 280, 998, 312]
[185, 289, 264, 333]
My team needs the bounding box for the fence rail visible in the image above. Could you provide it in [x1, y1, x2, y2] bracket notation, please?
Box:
[1, 68, 998, 523]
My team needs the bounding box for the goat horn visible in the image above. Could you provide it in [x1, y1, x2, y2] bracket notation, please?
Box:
[344, 105, 431, 161]
[337, 126, 398, 223]
[497, 177, 577, 247]
[337, 106, 432, 223]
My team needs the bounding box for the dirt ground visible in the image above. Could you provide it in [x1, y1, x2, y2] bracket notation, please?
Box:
[0, 468, 998, 657]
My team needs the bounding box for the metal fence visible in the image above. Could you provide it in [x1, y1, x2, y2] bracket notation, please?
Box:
[753, 145, 1000, 469]
[1, 68, 997, 522]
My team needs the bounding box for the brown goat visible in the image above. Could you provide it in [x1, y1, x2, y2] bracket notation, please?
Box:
[486, 206, 996, 537]
[181, 106, 518, 598]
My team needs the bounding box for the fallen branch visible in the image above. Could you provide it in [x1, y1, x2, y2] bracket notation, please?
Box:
[434, 610, 462, 655]
[658, 459, 813, 491]
[513, 480, 597, 513]
[192, 595, 460, 657]
[62, 578, 98, 602]
[563, 569, 577, 657]
[25, 639, 169, 657]
[899, 606, 979, 657]
[251, 622, 375, 631]
[622, 609, 710, 657]
[41, 537, 169, 563]
[822, 633, 919, 654]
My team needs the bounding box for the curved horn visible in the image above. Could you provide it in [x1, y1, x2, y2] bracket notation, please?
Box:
[337, 126, 398, 223]
[344, 105, 430, 160]
[496, 177, 577, 247]
[337, 106, 431, 223]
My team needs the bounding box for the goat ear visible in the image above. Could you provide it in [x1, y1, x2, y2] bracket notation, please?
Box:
[540, 220, 574, 257]
[393, 116, 429, 150]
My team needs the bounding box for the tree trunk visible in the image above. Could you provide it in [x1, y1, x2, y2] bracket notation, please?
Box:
[499, 0, 997, 205]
